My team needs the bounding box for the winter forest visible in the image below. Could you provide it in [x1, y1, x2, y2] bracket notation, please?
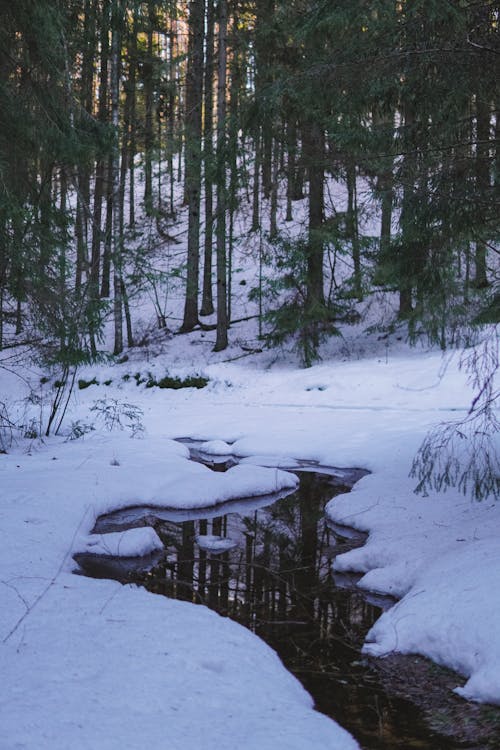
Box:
[1, 2, 500, 750]
[1, 1, 498, 363]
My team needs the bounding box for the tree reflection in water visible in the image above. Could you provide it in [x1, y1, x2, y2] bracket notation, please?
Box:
[78, 469, 462, 750]
[141, 473, 362, 632]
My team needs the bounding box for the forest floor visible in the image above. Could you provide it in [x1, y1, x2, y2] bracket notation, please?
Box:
[1, 312, 499, 749]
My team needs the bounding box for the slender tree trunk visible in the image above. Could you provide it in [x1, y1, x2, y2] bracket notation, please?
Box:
[374, 108, 394, 263]
[111, 0, 123, 355]
[285, 119, 297, 221]
[214, 0, 228, 351]
[269, 136, 279, 240]
[75, 184, 86, 293]
[166, 16, 177, 216]
[144, 5, 155, 216]
[398, 103, 415, 318]
[128, 8, 138, 227]
[474, 98, 490, 288]
[180, 0, 205, 332]
[251, 131, 261, 232]
[90, 0, 110, 314]
[346, 161, 362, 300]
[262, 127, 272, 200]
[121, 279, 134, 347]
[75, 0, 95, 295]
[200, 0, 215, 316]
[227, 11, 241, 322]
[306, 122, 325, 307]
[100, 155, 113, 298]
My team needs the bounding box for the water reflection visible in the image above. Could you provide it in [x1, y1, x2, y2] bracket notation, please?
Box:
[76, 470, 461, 750]
[135, 474, 362, 624]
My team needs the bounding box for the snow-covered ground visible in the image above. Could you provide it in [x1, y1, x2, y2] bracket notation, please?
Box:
[1, 168, 499, 746]
[1, 326, 499, 749]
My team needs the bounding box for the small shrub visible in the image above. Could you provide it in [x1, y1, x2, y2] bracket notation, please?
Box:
[78, 377, 99, 390]
[161, 374, 208, 389]
[0, 401, 15, 451]
[67, 420, 95, 440]
[122, 371, 208, 390]
[90, 398, 144, 437]
[23, 419, 39, 439]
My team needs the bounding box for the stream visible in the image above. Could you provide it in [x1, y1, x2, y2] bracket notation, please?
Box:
[74, 446, 482, 750]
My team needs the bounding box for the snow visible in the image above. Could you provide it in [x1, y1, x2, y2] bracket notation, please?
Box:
[199, 439, 233, 455]
[1, 315, 499, 749]
[0, 423, 355, 750]
[2, 579, 358, 750]
[362, 540, 500, 705]
[76, 527, 164, 557]
[196, 534, 238, 553]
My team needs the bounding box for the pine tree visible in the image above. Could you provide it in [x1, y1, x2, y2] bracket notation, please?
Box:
[181, 0, 205, 332]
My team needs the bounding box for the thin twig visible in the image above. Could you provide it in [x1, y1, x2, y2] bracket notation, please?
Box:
[3, 506, 90, 643]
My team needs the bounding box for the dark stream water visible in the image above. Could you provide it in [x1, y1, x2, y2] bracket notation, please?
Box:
[74, 449, 467, 750]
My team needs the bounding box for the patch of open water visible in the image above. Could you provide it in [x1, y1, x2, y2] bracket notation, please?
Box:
[74, 446, 476, 750]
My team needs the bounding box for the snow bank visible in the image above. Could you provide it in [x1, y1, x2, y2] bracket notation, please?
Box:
[199, 439, 233, 455]
[0, 431, 355, 749]
[362, 539, 500, 705]
[2, 577, 359, 750]
[77, 527, 163, 557]
[2, 340, 499, 750]
[326, 433, 500, 705]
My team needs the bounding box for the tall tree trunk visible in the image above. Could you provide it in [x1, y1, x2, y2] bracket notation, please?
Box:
[251, 131, 261, 232]
[254, 0, 274, 200]
[100, 155, 113, 298]
[180, 0, 205, 331]
[398, 103, 415, 318]
[200, 0, 215, 316]
[227, 8, 241, 322]
[305, 121, 325, 315]
[474, 98, 490, 288]
[76, 0, 95, 296]
[346, 161, 362, 300]
[269, 136, 279, 240]
[214, 0, 228, 351]
[128, 7, 138, 227]
[90, 0, 110, 315]
[285, 119, 298, 221]
[111, 0, 123, 355]
[166, 14, 177, 216]
[374, 107, 394, 264]
[143, 4, 155, 216]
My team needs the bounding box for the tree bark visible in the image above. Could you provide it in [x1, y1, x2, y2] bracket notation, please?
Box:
[200, 0, 215, 316]
[214, 0, 228, 351]
[111, 0, 123, 355]
[180, 0, 205, 332]
[474, 98, 490, 288]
